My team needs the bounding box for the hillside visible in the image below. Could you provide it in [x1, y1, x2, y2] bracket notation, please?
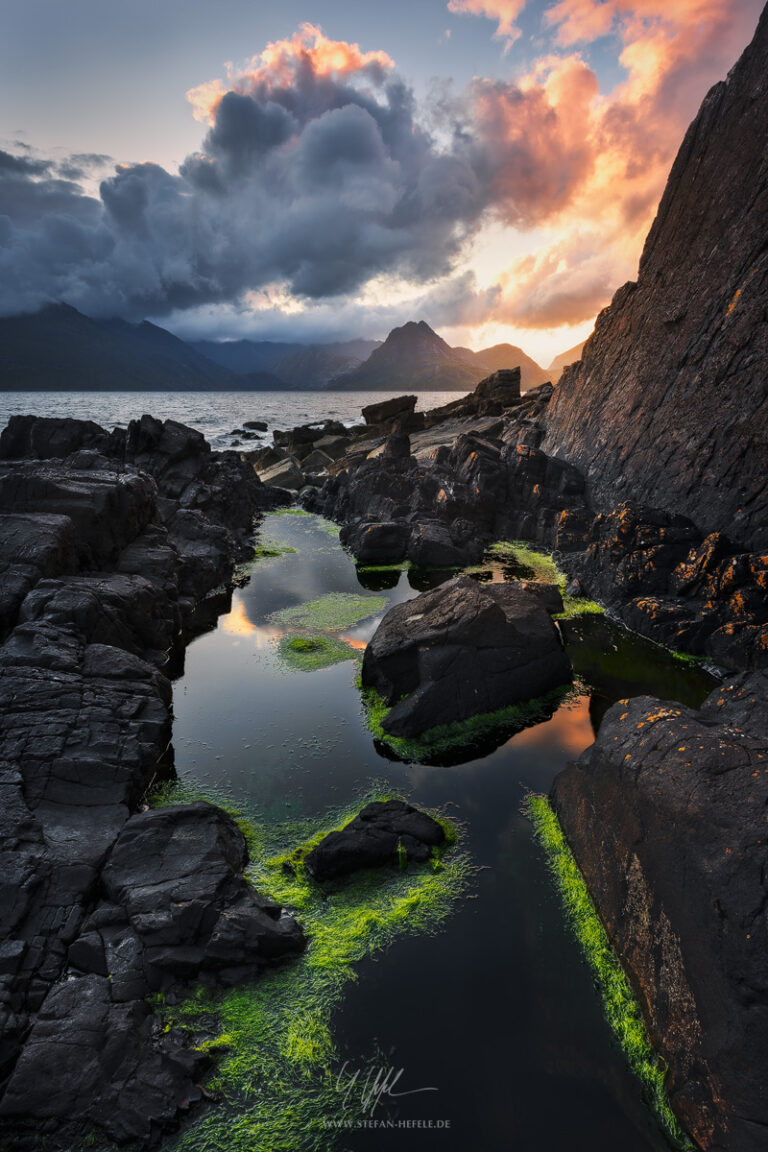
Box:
[547, 341, 585, 382]
[194, 337, 380, 388]
[0, 305, 242, 392]
[334, 321, 547, 392]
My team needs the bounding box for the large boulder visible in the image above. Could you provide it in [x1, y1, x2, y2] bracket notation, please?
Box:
[361, 395, 416, 426]
[362, 575, 571, 738]
[101, 803, 304, 973]
[551, 671, 768, 1152]
[304, 800, 445, 880]
[257, 455, 305, 491]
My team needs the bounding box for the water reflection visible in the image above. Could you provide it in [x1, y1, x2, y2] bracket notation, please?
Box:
[170, 512, 716, 1152]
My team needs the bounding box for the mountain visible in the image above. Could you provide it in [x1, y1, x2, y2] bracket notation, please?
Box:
[193, 337, 381, 388]
[191, 339, 305, 376]
[0, 304, 241, 391]
[333, 321, 481, 391]
[543, 6, 768, 551]
[547, 341, 585, 382]
[474, 343, 551, 390]
[333, 320, 547, 392]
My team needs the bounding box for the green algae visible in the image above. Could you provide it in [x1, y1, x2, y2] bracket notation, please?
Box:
[489, 539, 567, 587]
[146, 784, 472, 1152]
[555, 597, 605, 620]
[526, 794, 695, 1151]
[277, 634, 359, 673]
[269, 592, 386, 633]
[359, 681, 572, 763]
[472, 540, 604, 618]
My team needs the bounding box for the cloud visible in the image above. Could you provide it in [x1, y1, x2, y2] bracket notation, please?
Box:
[161, 270, 499, 345]
[447, 0, 528, 47]
[0, 24, 487, 318]
[453, 0, 764, 326]
[0, 6, 763, 335]
[490, 230, 633, 327]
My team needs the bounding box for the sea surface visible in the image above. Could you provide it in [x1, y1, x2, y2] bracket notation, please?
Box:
[0, 390, 462, 450]
[168, 512, 715, 1152]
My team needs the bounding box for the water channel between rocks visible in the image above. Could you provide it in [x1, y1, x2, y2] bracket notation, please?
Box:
[167, 510, 716, 1152]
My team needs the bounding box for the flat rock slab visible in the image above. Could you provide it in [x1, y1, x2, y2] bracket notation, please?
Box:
[304, 800, 445, 880]
[362, 575, 571, 738]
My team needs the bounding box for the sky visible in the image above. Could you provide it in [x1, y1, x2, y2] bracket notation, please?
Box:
[0, 0, 762, 365]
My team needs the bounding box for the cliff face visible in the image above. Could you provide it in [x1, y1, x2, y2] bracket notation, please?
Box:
[543, 5, 768, 551]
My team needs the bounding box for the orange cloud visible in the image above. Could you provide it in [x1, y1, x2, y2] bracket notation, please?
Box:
[187, 23, 395, 126]
[447, 0, 527, 45]
[463, 0, 764, 328]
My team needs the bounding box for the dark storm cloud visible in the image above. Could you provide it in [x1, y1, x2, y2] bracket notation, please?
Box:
[0, 32, 494, 319]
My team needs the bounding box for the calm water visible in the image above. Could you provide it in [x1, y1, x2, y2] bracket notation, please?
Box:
[0, 390, 461, 452]
[171, 512, 716, 1152]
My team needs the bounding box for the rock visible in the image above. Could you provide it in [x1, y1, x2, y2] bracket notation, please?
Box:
[243, 420, 268, 431]
[257, 455, 305, 491]
[381, 432, 411, 460]
[101, 803, 304, 972]
[340, 520, 411, 565]
[543, 8, 768, 552]
[551, 671, 768, 1152]
[0, 414, 292, 1147]
[474, 368, 521, 404]
[0, 462, 157, 569]
[0, 972, 209, 1146]
[362, 575, 571, 737]
[312, 434, 351, 460]
[304, 800, 445, 880]
[0, 415, 110, 461]
[361, 395, 416, 426]
[301, 448, 334, 476]
[407, 522, 479, 568]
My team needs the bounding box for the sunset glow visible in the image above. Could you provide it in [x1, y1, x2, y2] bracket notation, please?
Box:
[0, 0, 761, 362]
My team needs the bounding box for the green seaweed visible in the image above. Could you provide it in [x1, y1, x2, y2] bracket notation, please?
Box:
[269, 507, 311, 517]
[525, 794, 695, 1151]
[146, 784, 472, 1152]
[489, 539, 567, 587]
[269, 592, 386, 633]
[359, 681, 572, 762]
[277, 634, 359, 673]
[554, 597, 605, 619]
[254, 543, 298, 561]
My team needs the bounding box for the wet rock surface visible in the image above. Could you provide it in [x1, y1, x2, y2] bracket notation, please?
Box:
[0, 415, 304, 1149]
[362, 575, 571, 738]
[305, 800, 445, 880]
[551, 672, 768, 1152]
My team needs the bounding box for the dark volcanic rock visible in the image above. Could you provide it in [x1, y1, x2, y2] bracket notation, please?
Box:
[362, 575, 571, 738]
[341, 520, 411, 565]
[551, 672, 768, 1152]
[101, 803, 304, 972]
[361, 394, 416, 426]
[0, 414, 304, 1149]
[0, 972, 210, 1146]
[304, 800, 445, 880]
[543, 8, 768, 552]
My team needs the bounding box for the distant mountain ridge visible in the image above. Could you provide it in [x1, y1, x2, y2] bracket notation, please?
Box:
[193, 337, 381, 389]
[547, 341, 586, 382]
[0, 304, 243, 392]
[0, 305, 557, 394]
[332, 320, 550, 392]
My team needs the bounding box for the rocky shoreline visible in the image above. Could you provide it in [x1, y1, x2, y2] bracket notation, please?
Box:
[0, 415, 304, 1147]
